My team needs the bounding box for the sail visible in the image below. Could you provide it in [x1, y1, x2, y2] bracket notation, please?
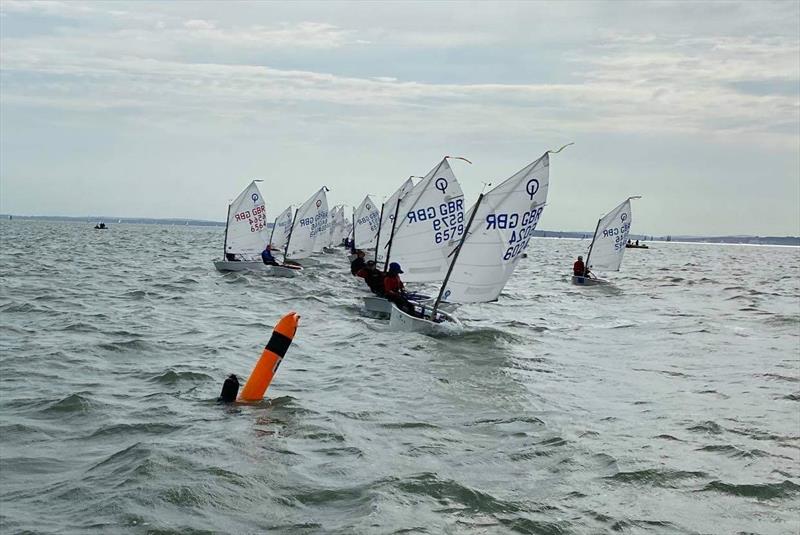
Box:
[441, 154, 550, 303]
[224, 181, 269, 259]
[375, 178, 415, 264]
[354, 195, 380, 250]
[328, 205, 348, 247]
[386, 159, 464, 282]
[586, 198, 633, 272]
[286, 187, 329, 259]
[271, 205, 294, 250]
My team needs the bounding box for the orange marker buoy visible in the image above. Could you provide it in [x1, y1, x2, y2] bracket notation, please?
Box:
[238, 312, 300, 402]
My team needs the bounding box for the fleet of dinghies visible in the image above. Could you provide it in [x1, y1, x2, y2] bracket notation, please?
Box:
[213, 144, 642, 334]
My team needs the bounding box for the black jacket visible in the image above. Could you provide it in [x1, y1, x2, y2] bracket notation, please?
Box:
[350, 257, 366, 276]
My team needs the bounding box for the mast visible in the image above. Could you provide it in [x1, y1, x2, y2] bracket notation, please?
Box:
[583, 217, 602, 275]
[268, 214, 278, 247]
[373, 202, 385, 263]
[383, 196, 403, 272]
[282, 209, 299, 263]
[351, 210, 356, 251]
[222, 203, 232, 260]
[432, 193, 485, 317]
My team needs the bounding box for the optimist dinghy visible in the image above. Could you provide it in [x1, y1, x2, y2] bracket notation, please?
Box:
[213, 181, 302, 277]
[389, 146, 568, 334]
[282, 187, 330, 266]
[362, 158, 466, 315]
[572, 196, 640, 285]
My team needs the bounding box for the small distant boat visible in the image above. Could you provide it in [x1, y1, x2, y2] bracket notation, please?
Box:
[94, 222, 108, 229]
[573, 196, 640, 285]
[625, 241, 649, 249]
[213, 180, 301, 277]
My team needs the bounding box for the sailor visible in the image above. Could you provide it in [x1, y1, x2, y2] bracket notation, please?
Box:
[261, 244, 279, 266]
[573, 255, 589, 277]
[350, 249, 366, 275]
[383, 262, 418, 315]
[226, 253, 239, 261]
[357, 260, 385, 294]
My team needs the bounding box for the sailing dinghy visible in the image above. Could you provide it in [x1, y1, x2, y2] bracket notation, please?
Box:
[268, 205, 294, 255]
[572, 196, 639, 286]
[213, 181, 301, 277]
[283, 187, 329, 266]
[363, 158, 466, 315]
[389, 148, 562, 334]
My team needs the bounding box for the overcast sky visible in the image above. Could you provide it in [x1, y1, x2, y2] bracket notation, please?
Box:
[1, 0, 798, 235]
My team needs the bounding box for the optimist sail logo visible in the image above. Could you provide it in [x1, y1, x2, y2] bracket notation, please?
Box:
[251, 193, 260, 203]
[435, 177, 448, 194]
[526, 179, 539, 200]
[621, 213, 628, 222]
[316, 200, 322, 209]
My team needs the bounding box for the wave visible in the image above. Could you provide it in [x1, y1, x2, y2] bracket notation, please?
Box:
[97, 339, 150, 352]
[758, 373, 799, 383]
[41, 392, 94, 414]
[394, 472, 524, 514]
[696, 444, 769, 458]
[700, 480, 800, 500]
[148, 369, 214, 384]
[86, 422, 183, 439]
[687, 421, 724, 434]
[607, 468, 707, 487]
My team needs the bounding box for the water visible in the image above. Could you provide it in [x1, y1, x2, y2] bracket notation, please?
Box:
[1, 220, 798, 534]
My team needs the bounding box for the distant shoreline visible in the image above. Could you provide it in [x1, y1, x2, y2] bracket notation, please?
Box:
[2, 214, 798, 247]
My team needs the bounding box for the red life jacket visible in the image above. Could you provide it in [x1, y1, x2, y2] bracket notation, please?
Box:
[383, 274, 403, 296]
[573, 260, 585, 276]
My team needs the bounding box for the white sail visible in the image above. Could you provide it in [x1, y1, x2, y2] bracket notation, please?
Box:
[327, 205, 348, 247]
[325, 205, 339, 247]
[354, 195, 380, 250]
[386, 159, 464, 282]
[375, 178, 415, 264]
[586, 198, 634, 272]
[224, 181, 269, 259]
[270, 205, 294, 249]
[286, 187, 329, 259]
[441, 154, 550, 303]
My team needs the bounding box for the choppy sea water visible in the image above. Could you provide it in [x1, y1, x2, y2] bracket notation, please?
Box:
[1, 220, 798, 534]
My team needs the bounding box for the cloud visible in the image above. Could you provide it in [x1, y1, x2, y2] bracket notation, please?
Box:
[1, 1, 797, 148]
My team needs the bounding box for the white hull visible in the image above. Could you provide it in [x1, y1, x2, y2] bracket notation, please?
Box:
[322, 246, 337, 254]
[388, 303, 462, 335]
[571, 275, 607, 286]
[214, 261, 301, 278]
[363, 294, 458, 316]
[287, 257, 320, 267]
[364, 296, 391, 315]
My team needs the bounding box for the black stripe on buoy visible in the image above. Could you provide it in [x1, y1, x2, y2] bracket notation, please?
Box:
[265, 332, 292, 358]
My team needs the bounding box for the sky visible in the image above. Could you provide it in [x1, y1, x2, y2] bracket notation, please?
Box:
[0, 0, 798, 236]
